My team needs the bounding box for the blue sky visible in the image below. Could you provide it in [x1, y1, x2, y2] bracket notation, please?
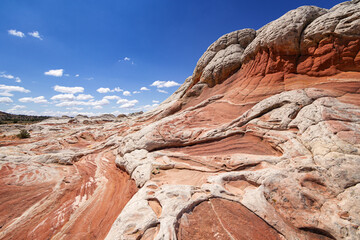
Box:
[0, 0, 344, 116]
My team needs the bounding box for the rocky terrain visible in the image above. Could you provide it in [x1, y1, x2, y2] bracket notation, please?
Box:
[1, 1, 360, 239]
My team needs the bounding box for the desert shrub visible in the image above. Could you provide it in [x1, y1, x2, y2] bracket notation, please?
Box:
[17, 129, 30, 139]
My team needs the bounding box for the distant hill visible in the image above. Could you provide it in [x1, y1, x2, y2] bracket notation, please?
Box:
[0, 111, 50, 124]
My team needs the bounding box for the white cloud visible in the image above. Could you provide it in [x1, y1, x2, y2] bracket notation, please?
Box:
[119, 100, 138, 108]
[64, 73, 70, 77]
[55, 99, 109, 107]
[157, 89, 168, 94]
[19, 96, 48, 103]
[97, 87, 123, 93]
[93, 105, 103, 109]
[41, 110, 102, 117]
[7, 105, 26, 113]
[12, 105, 26, 110]
[28, 31, 43, 40]
[114, 87, 123, 92]
[123, 91, 131, 96]
[96, 87, 111, 94]
[0, 74, 14, 79]
[0, 97, 13, 103]
[0, 73, 21, 83]
[53, 85, 84, 94]
[51, 94, 74, 101]
[45, 69, 64, 77]
[133, 91, 140, 94]
[51, 93, 93, 101]
[8, 29, 25, 38]
[151, 80, 180, 88]
[0, 84, 30, 95]
[124, 57, 130, 61]
[66, 107, 84, 111]
[140, 87, 150, 91]
[143, 105, 152, 109]
[76, 94, 93, 100]
[116, 99, 138, 108]
[75, 74, 79, 77]
[152, 100, 159, 103]
[116, 99, 128, 104]
[103, 95, 121, 100]
[0, 92, 13, 97]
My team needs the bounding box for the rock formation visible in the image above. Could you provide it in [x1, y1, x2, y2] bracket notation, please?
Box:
[1, 1, 360, 239]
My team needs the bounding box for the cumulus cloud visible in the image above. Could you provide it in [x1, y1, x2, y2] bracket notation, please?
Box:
[19, 96, 48, 103]
[103, 95, 121, 100]
[93, 105, 103, 109]
[0, 92, 13, 97]
[119, 100, 138, 108]
[0, 84, 30, 97]
[53, 85, 84, 94]
[10, 105, 26, 110]
[75, 74, 80, 77]
[51, 93, 94, 101]
[28, 31, 43, 40]
[116, 99, 128, 104]
[97, 87, 123, 93]
[123, 91, 131, 96]
[157, 89, 168, 94]
[55, 99, 109, 107]
[124, 57, 130, 61]
[113, 87, 123, 92]
[45, 69, 64, 77]
[0, 73, 22, 83]
[152, 100, 159, 103]
[51, 94, 75, 101]
[7, 105, 26, 113]
[133, 91, 140, 94]
[41, 110, 102, 117]
[76, 94, 93, 100]
[116, 99, 138, 108]
[8, 29, 25, 38]
[140, 87, 150, 91]
[0, 73, 14, 79]
[96, 87, 110, 94]
[66, 107, 84, 111]
[0, 97, 13, 103]
[151, 80, 180, 88]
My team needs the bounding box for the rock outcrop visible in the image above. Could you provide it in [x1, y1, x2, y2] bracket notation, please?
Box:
[1, 1, 360, 240]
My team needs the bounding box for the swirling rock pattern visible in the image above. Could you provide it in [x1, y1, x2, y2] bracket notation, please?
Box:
[1, 1, 360, 240]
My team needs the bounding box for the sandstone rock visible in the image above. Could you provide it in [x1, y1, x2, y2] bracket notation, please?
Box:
[192, 29, 256, 87]
[301, 1, 360, 47]
[242, 6, 327, 62]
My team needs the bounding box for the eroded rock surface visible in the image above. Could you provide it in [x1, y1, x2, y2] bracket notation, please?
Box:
[1, 1, 360, 240]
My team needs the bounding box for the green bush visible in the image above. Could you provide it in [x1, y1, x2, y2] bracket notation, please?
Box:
[17, 129, 30, 139]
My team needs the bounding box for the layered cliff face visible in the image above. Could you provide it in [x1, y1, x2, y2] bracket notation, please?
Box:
[1, 1, 360, 240]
